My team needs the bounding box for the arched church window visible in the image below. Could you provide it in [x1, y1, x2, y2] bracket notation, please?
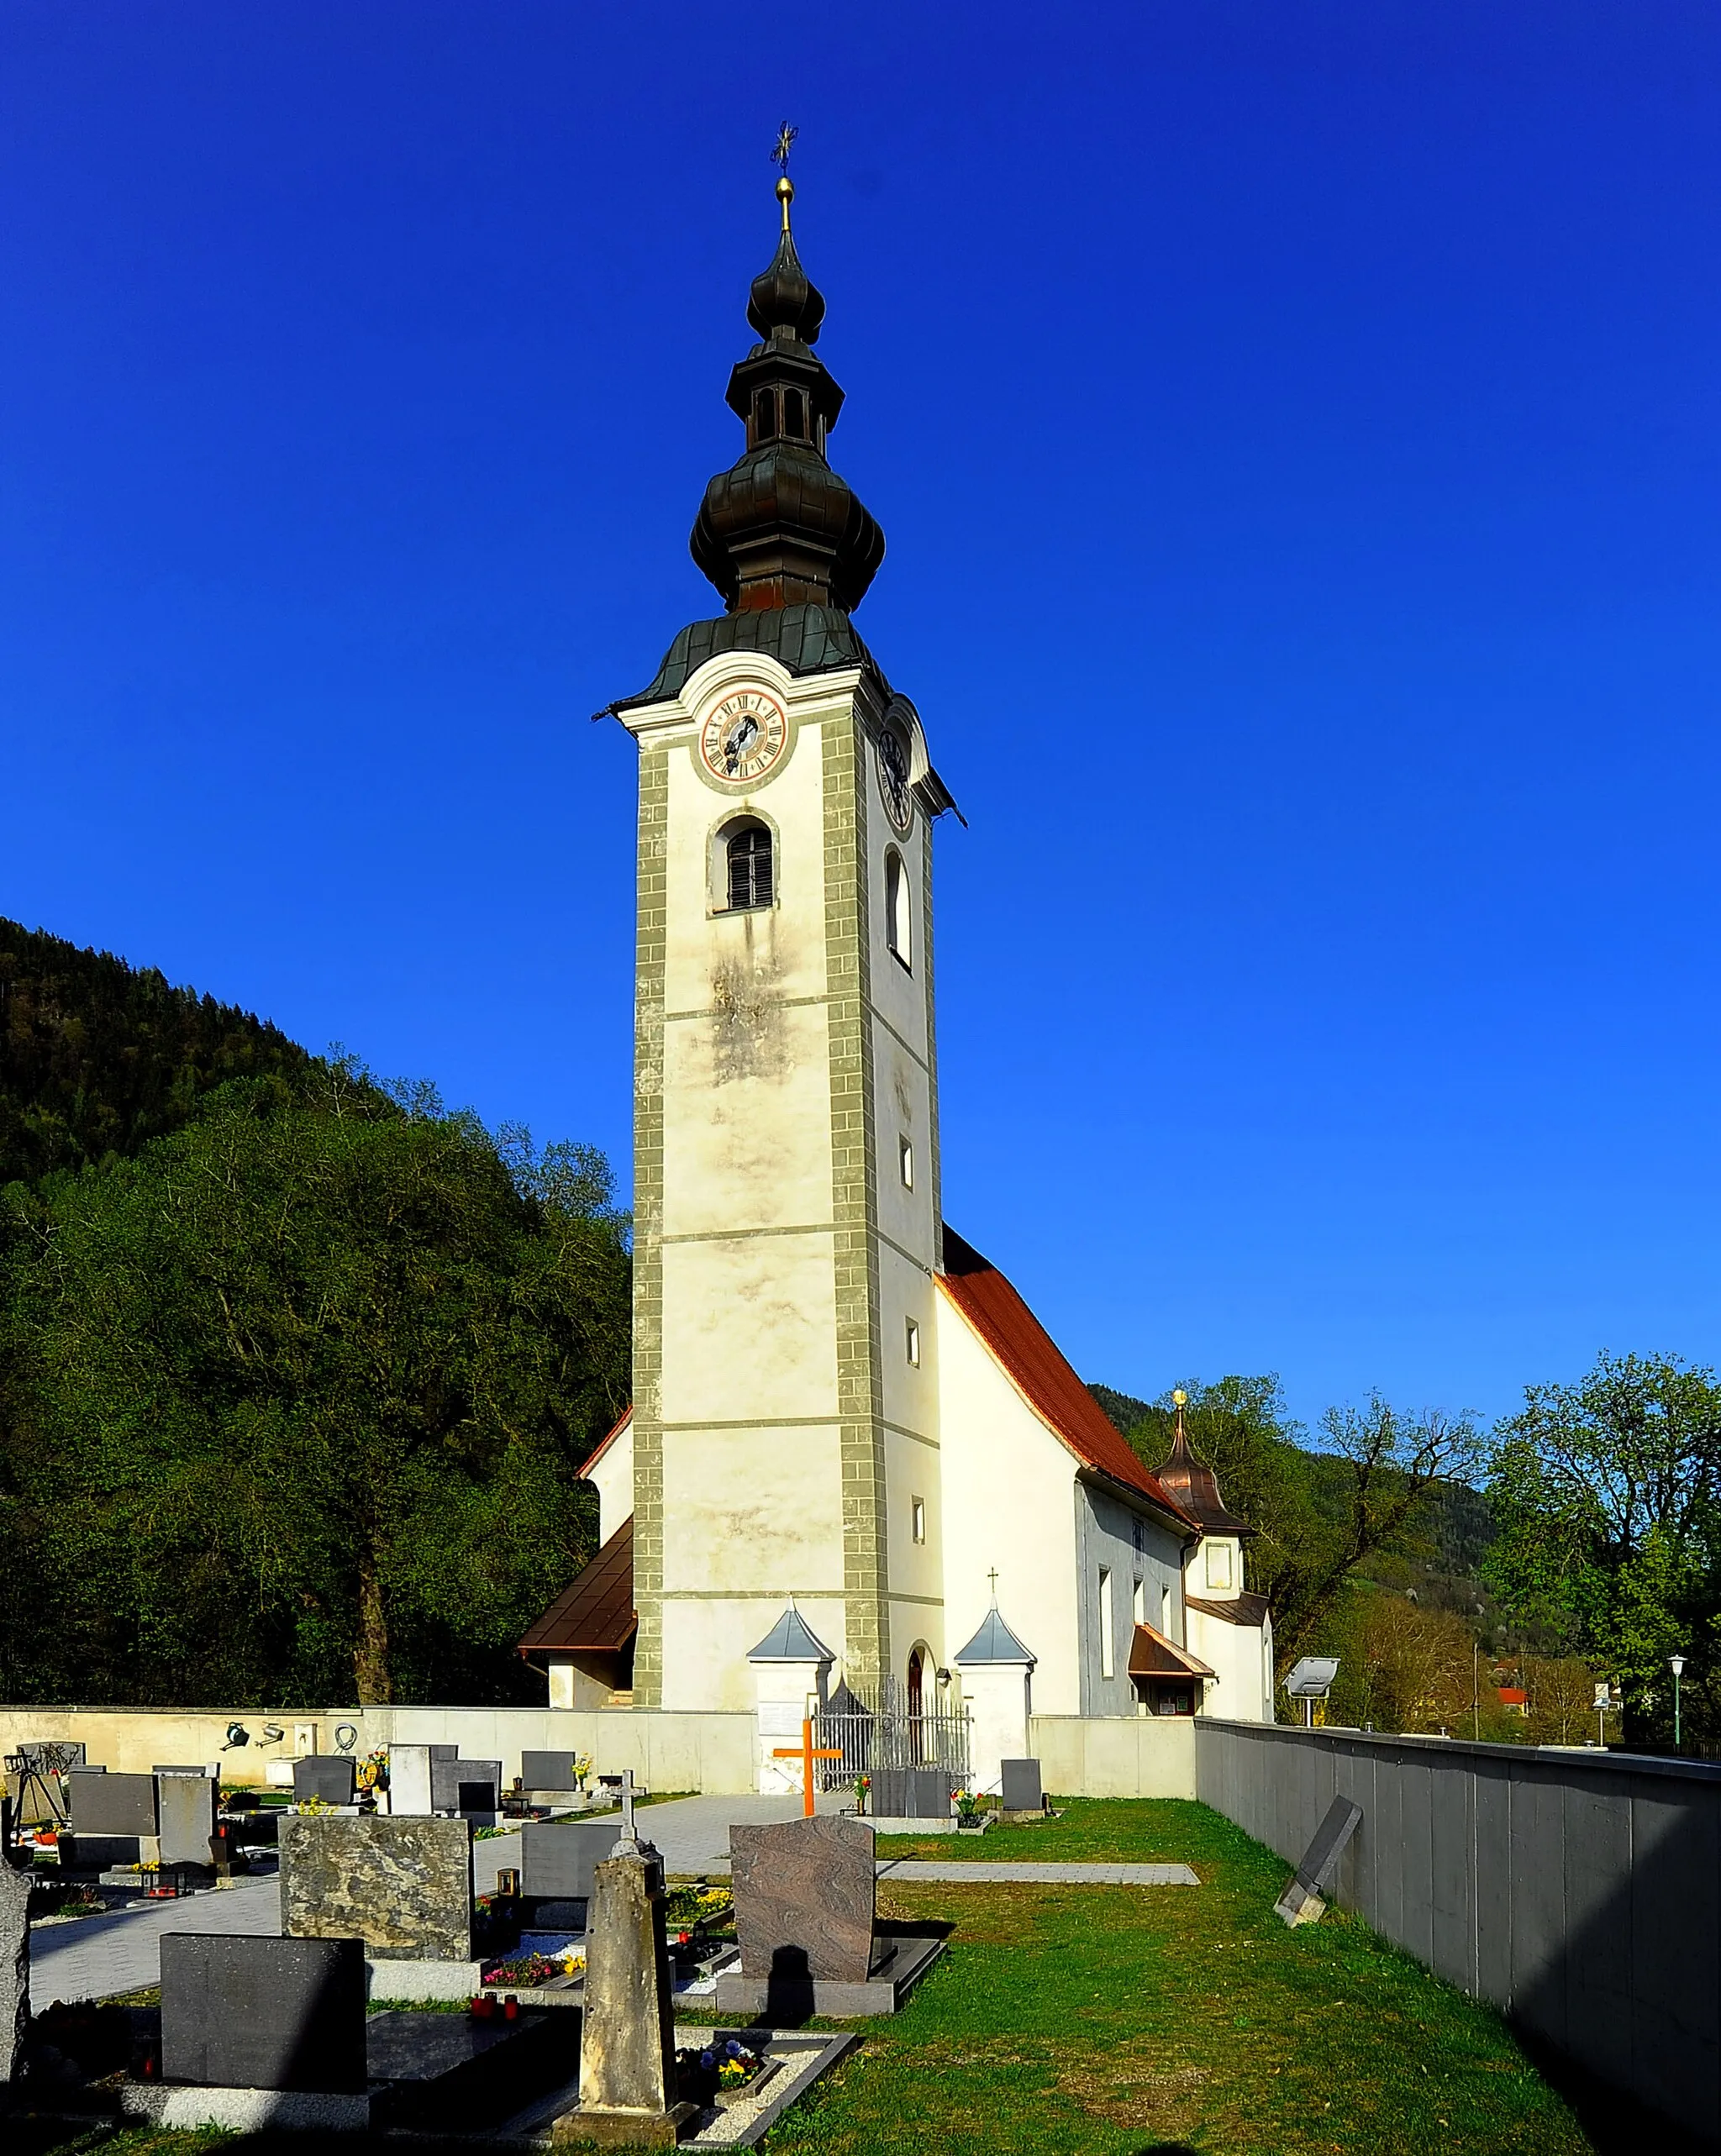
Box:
[885, 849, 912, 970]
[725, 821, 774, 911]
[754, 388, 777, 443]
[782, 387, 806, 439]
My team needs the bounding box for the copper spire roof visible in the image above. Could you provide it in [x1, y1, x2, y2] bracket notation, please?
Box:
[689, 175, 884, 616]
[1152, 1407, 1254, 1538]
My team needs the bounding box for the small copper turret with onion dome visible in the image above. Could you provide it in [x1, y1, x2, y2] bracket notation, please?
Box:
[1154, 1390, 1255, 1538]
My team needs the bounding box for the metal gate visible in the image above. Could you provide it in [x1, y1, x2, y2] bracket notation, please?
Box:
[813, 1675, 971, 1795]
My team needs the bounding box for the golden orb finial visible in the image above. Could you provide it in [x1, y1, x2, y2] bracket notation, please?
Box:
[1171, 1388, 1187, 1407]
[776, 172, 794, 233]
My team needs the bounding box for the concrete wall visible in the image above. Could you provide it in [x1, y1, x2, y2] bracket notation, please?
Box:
[0, 1706, 757, 1796]
[1029, 1713, 1197, 1799]
[1195, 1717, 1721, 2143]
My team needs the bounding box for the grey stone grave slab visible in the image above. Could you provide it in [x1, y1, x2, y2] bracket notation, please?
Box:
[522, 1818, 618, 1930]
[521, 1749, 581, 1792]
[368, 2007, 576, 2129]
[156, 1772, 219, 1868]
[1000, 1758, 1043, 1814]
[153, 1764, 218, 1777]
[70, 1769, 157, 1836]
[292, 1754, 356, 1806]
[869, 1766, 952, 1818]
[280, 1813, 473, 1959]
[2, 1856, 28, 2082]
[431, 1754, 501, 1821]
[1275, 1794, 1364, 1926]
[160, 1933, 367, 2091]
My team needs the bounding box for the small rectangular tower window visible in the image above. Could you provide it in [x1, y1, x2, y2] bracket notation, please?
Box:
[911, 1496, 926, 1545]
[1132, 1578, 1145, 1626]
[905, 1317, 920, 1366]
[1161, 1584, 1172, 1634]
[1098, 1569, 1114, 1679]
[898, 1135, 913, 1188]
[1205, 1541, 1234, 1591]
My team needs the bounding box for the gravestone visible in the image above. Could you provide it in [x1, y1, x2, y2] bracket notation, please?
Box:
[160, 1933, 367, 2092]
[1000, 1758, 1043, 1814]
[521, 1750, 581, 1793]
[280, 1815, 474, 1959]
[730, 1815, 876, 1986]
[869, 1766, 951, 1819]
[1, 1857, 28, 2083]
[522, 1820, 618, 1930]
[152, 1764, 218, 1778]
[562, 1837, 694, 2144]
[1275, 1795, 1364, 1926]
[69, 1770, 156, 1836]
[155, 1773, 218, 1869]
[432, 1756, 501, 1822]
[387, 1743, 456, 1817]
[292, 1755, 355, 1806]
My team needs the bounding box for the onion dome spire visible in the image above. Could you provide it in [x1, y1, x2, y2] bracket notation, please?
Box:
[1154, 1391, 1255, 1538]
[691, 152, 884, 615]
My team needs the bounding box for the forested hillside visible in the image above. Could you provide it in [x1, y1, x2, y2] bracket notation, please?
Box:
[0, 925, 632, 1710]
[0, 918, 315, 1186]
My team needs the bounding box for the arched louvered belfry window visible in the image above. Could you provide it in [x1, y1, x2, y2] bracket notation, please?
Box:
[885, 847, 912, 968]
[726, 821, 774, 911]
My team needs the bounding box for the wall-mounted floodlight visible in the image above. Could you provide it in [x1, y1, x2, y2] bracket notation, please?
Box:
[1285, 1657, 1340, 1728]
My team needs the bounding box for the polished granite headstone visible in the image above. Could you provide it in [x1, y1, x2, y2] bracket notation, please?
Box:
[729, 1815, 876, 1984]
[521, 1750, 582, 1792]
[160, 1934, 367, 2092]
[431, 1756, 502, 1821]
[292, 1755, 356, 1806]
[1, 1857, 28, 2082]
[280, 1814, 473, 1959]
[1000, 1758, 1043, 1813]
[522, 1820, 618, 1929]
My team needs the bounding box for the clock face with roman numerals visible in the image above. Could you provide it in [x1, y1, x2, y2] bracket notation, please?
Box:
[876, 723, 913, 833]
[699, 689, 788, 785]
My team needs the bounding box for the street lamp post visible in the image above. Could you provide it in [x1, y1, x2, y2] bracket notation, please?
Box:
[1670, 1655, 1687, 1752]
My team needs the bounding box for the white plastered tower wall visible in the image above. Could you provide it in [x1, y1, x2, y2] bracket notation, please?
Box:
[620, 647, 943, 1712]
[1184, 1532, 1276, 1722]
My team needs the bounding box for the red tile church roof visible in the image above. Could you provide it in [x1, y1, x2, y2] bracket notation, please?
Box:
[937, 1225, 1197, 1530]
[580, 1407, 632, 1479]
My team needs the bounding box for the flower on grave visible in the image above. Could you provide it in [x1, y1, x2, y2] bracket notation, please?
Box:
[724, 2040, 744, 2059]
[700, 2049, 717, 2069]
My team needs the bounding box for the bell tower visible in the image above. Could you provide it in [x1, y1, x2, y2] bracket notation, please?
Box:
[607, 171, 955, 1712]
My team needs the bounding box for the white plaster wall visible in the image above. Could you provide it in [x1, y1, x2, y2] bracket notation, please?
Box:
[658, 1234, 839, 1426]
[587, 1417, 634, 1544]
[935, 1286, 1083, 1715]
[1029, 1714, 1198, 1800]
[1187, 1609, 1275, 1723]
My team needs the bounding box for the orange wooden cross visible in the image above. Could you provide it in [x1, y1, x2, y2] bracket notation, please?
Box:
[773, 1717, 842, 1818]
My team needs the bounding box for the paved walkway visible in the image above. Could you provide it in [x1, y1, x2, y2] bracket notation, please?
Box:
[876, 1860, 1198, 1885]
[33, 1876, 282, 2005]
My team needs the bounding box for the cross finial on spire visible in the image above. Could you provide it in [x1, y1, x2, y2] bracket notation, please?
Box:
[987, 1567, 1000, 1603]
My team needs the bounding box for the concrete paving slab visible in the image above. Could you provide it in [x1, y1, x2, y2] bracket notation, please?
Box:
[876, 1860, 1199, 1885]
[33, 1876, 282, 2003]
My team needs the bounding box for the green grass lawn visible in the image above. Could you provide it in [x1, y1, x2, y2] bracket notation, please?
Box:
[18, 1801, 1596, 2156]
[749, 1799, 1589, 2155]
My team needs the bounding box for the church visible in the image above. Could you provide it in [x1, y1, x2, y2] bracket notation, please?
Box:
[520, 171, 1273, 1787]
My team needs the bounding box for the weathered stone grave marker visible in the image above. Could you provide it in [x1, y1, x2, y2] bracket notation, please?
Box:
[385, 1743, 455, 1817]
[1, 1856, 29, 2084]
[155, 1773, 218, 1871]
[554, 1795, 695, 2147]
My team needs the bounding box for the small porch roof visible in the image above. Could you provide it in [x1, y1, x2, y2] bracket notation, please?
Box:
[1128, 1622, 1216, 1682]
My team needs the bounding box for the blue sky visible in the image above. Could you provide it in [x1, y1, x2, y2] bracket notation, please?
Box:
[4, 3, 1720, 1433]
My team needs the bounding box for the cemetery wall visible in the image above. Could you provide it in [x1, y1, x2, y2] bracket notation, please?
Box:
[1193, 1716, 1721, 2143]
[1028, 1713, 1197, 1798]
[0, 1705, 757, 1794]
